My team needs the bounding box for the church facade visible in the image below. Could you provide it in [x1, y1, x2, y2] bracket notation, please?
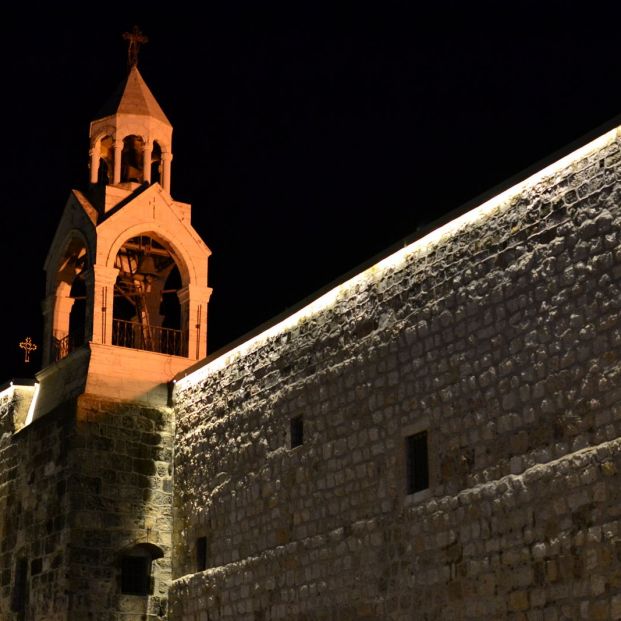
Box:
[2, 60, 621, 620]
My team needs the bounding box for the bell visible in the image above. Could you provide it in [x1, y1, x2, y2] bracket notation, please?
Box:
[138, 253, 159, 279]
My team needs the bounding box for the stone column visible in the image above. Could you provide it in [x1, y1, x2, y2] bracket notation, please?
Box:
[177, 284, 213, 360]
[113, 140, 123, 184]
[89, 142, 101, 184]
[142, 140, 153, 184]
[161, 151, 173, 193]
[90, 265, 119, 346]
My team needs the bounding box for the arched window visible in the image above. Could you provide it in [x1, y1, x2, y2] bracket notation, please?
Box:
[51, 238, 89, 362]
[119, 543, 163, 596]
[112, 235, 186, 356]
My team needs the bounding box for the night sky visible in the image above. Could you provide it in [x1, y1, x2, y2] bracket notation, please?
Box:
[1, 3, 619, 381]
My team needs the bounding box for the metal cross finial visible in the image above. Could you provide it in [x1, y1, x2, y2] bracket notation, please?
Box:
[122, 26, 149, 69]
[19, 337, 37, 364]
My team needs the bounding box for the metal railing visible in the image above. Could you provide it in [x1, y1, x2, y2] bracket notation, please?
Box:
[112, 319, 187, 357]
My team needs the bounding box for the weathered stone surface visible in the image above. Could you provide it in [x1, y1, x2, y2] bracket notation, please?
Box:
[0, 394, 173, 620]
[171, 135, 621, 618]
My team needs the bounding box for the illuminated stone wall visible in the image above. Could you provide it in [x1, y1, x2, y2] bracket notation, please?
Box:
[170, 132, 621, 619]
[66, 396, 174, 620]
[0, 394, 173, 620]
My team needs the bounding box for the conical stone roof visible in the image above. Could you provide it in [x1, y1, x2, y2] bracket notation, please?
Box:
[96, 65, 171, 126]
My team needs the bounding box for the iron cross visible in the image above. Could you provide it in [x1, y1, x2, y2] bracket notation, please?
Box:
[19, 337, 37, 363]
[123, 26, 148, 68]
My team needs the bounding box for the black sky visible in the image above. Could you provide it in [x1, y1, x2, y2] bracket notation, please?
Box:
[1, 3, 619, 381]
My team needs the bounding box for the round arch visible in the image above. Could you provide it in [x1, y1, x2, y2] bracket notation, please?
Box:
[90, 126, 118, 147]
[109, 231, 188, 356]
[46, 229, 93, 296]
[46, 230, 93, 362]
[105, 223, 197, 286]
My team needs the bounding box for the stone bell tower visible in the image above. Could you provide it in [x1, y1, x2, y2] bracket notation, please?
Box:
[39, 60, 211, 412]
[0, 36, 210, 620]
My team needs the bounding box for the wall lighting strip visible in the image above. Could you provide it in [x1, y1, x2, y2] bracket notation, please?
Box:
[176, 127, 618, 391]
[24, 383, 40, 427]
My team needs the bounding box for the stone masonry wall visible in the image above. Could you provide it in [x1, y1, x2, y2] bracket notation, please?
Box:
[171, 132, 621, 619]
[68, 395, 174, 620]
[0, 394, 73, 621]
[0, 391, 174, 621]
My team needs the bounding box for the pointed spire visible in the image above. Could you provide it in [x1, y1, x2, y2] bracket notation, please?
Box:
[95, 65, 171, 126]
[89, 32, 174, 193]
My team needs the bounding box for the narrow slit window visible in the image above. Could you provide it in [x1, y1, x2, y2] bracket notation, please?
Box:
[290, 415, 304, 448]
[406, 431, 429, 494]
[196, 536, 208, 572]
[11, 557, 28, 612]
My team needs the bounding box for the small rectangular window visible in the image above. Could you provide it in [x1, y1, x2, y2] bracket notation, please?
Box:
[121, 556, 151, 595]
[290, 415, 304, 448]
[196, 536, 208, 572]
[406, 431, 429, 494]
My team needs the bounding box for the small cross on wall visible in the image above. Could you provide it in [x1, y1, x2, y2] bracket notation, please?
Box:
[19, 337, 37, 363]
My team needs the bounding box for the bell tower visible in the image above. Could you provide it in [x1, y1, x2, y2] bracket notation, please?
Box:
[0, 37, 211, 620]
[88, 64, 173, 191]
[38, 53, 211, 415]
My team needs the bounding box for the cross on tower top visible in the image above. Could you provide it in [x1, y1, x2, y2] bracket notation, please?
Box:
[122, 26, 148, 69]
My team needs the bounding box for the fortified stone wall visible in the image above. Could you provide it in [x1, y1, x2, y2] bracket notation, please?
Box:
[170, 131, 621, 620]
[0, 391, 174, 621]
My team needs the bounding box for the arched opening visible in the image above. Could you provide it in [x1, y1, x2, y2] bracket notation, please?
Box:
[52, 239, 89, 362]
[112, 235, 186, 356]
[150, 141, 162, 185]
[98, 135, 114, 185]
[121, 134, 145, 183]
